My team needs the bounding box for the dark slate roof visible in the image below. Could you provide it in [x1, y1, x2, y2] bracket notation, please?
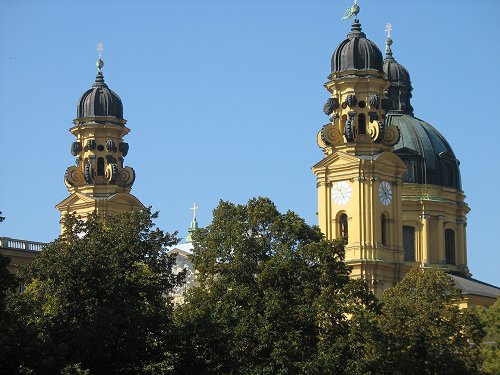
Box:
[450, 274, 500, 299]
[383, 40, 413, 115]
[388, 113, 462, 190]
[331, 19, 384, 74]
[77, 71, 123, 120]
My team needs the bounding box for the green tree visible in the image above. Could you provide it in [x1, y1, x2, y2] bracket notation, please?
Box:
[377, 268, 485, 375]
[2, 209, 184, 375]
[175, 197, 379, 375]
[477, 297, 500, 375]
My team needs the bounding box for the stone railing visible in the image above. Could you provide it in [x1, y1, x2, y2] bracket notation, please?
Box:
[0, 237, 46, 252]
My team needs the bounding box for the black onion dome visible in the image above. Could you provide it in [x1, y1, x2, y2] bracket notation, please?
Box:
[331, 19, 384, 74]
[77, 71, 123, 120]
[388, 113, 461, 190]
[383, 37, 413, 115]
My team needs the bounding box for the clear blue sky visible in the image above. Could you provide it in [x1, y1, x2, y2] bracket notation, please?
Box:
[1, 0, 499, 285]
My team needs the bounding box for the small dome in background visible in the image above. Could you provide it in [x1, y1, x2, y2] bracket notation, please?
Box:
[77, 66, 123, 120]
[383, 35, 413, 115]
[331, 19, 384, 74]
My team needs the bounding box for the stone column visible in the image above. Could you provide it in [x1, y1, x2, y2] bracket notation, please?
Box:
[420, 213, 431, 265]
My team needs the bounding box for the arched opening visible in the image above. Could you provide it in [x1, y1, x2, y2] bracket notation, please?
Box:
[339, 213, 348, 241]
[97, 157, 105, 176]
[403, 226, 415, 261]
[358, 114, 366, 134]
[445, 229, 456, 265]
[381, 214, 387, 246]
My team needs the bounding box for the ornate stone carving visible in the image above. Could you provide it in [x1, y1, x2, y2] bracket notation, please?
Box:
[368, 94, 380, 109]
[346, 95, 357, 108]
[368, 111, 379, 122]
[344, 120, 354, 142]
[117, 167, 135, 187]
[84, 163, 95, 184]
[106, 155, 117, 164]
[106, 139, 117, 152]
[367, 120, 385, 142]
[106, 163, 118, 184]
[88, 155, 96, 165]
[323, 98, 339, 116]
[86, 139, 96, 150]
[382, 124, 400, 146]
[321, 123, 343, 146]
[71, 142, 82, 156]
[65, 166, 84, 187]
[119, 142, 129, 156]
[75, 158, 81, 167]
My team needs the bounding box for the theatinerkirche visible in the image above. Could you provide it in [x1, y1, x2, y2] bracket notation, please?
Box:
[312, 8, 498, 305]
[1, 9, 498, 307]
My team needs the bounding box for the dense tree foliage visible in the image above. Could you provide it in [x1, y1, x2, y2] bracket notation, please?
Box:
[174, 197, 379, 374]
[1, 209, 184, 375]
[375, 268, 485, 375]
[0, 199, 494, 374]
[477, 297, 500, 375]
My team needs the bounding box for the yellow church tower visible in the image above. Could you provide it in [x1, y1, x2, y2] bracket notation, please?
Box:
[313, 5, 478, 299]
[312, 13, 407, 298]
[56, 51, 143, 228]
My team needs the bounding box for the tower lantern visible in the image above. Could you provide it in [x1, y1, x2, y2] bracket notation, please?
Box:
[56, 47, 143, 229]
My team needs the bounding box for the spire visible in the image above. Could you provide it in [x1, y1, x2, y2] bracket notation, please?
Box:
[185, 203, 199, 243]
[385, 23, 393, 58]
[93, 42, 107, 87]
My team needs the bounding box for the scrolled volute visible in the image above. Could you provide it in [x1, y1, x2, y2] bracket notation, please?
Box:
[65, 166, 84, 187]
[117, 166, 135, 187]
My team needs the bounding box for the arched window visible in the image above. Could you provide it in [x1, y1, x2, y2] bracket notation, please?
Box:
[97, 157, 105, 176]
[403, 226, 415, 261]
[381, 214, 387, 246]
[339, 213, 348, 241]
[445, 229, 456, 265]
[358, 114, 366, 134]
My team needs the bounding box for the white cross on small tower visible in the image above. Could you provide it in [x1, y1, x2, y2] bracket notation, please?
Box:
[97, 42, 104, 59]
[190, 203, 199, 219]
[385, 23, 393, 38]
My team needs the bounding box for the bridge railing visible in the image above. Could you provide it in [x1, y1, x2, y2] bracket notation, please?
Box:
[0, 237, 46, 252]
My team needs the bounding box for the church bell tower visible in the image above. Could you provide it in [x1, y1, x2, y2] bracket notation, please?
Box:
[56, 52, 143, 228]
[312, 14, 407, 297]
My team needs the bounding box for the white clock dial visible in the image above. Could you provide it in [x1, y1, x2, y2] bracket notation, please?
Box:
[332, 181, 352, 205]
[379, 180, 393, 206]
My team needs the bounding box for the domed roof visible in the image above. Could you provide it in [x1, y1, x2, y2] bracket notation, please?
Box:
[383, 37, 413, 115]
[77, 67, 123, 120]
[388, 113, 461, 190]
[331, 19, 384, 74]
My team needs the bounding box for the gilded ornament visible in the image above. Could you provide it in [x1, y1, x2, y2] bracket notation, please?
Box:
[106, 163, 118, 184]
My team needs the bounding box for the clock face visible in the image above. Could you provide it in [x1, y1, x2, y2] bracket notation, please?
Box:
[379, 180, 393, 206]
[332, 181, 352, 205]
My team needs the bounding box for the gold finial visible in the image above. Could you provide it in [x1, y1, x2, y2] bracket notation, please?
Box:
[96, 42, 104, 72]
[190, 202, 199, 219]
